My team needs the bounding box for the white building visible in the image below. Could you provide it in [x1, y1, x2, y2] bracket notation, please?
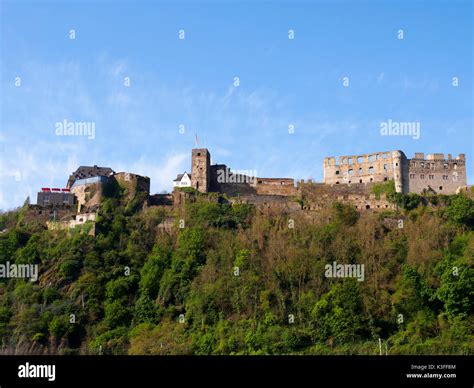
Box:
[173, 172, 192, 188]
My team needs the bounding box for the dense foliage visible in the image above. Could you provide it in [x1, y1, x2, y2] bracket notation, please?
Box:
[0, 188, 473, 355]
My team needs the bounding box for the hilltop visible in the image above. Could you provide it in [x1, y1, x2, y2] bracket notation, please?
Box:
[0, 179, 473, 355]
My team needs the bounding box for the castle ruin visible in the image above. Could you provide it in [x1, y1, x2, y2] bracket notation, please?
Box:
[27, 146, 468, 234]
[323, 150, 466, 194]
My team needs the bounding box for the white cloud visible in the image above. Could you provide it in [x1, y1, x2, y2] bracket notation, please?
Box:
[377, 72, 385, 84]
[113, 152, 189, 194]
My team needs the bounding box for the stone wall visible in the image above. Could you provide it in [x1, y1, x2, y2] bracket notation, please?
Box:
[324, 150, 400, 185]
[47, 212, 96, 236]
[210, 164, 257, 195]
[234, 194, 301, 211]
[115, 172, 150, 199]
[300, 182, 395, 211]
[406, 153, 467, 194]
[24, 205, 76, 224]
[149, 194, 173, 206]
[71, 182, 102, 211]
[255, 178, 297, 196]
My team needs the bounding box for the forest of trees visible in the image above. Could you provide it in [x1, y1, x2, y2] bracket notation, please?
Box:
[0, 185, 472, 355]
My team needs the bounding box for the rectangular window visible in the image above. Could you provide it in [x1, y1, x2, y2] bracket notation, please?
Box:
[429, 175, 434, 180]
[420, 174, 425, 179]
[410, 174, 415, 179]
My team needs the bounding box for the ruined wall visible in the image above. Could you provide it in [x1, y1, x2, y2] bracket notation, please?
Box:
[209, 164, 257, 196]
[232, 194, 301, 211]
[300, 182, 395, 211]
[216, 183, 257, 197]
[24, 205, 76, 224]
[255, 178, 297, 196]
[172, 190, 193, 206]
[191, 148, 211, 193]
[406, 153, 467, 194]
[71, 182, 102, 211]
[149, 194, 173, 206]
[115, 172, 150, 200]
[324, 150, 401, 186]
[47, 212, 96, 236]
[209, 164, 296, 197]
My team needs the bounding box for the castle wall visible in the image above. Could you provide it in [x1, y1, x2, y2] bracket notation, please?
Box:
[149, 194, 173, 206]
[115, 172, 150, 199]
[47, 212, 97, 236]
[255, 178, 297, 196]
[71, 181, 103, 210]
[209, 164, 257, 196]
[235, 194, 301, 210]
[300, 182, 395, 211]
[215, 183, 257, 196]
[324, 150, 398, 186]
[24, 205, 76, 224]
[406, 153, 467, 194]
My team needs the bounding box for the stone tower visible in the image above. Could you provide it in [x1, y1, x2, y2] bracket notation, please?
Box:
[392, 150, 408, 193]
[191, 148, 211, 192]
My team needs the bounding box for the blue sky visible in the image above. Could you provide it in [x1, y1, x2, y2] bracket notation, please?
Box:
[0, 0, 472, 210]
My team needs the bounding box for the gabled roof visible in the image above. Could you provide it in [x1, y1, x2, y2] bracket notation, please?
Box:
[173, 172, 191, 182]
[67, 165, 115, 187]
[73, 165, 115, 179]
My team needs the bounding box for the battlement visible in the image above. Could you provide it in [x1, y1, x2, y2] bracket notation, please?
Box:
[324, 150, 466, 195]
[412, 152, 465, 162]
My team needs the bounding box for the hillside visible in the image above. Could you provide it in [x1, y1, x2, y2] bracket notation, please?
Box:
[0, 188, 473, 355]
